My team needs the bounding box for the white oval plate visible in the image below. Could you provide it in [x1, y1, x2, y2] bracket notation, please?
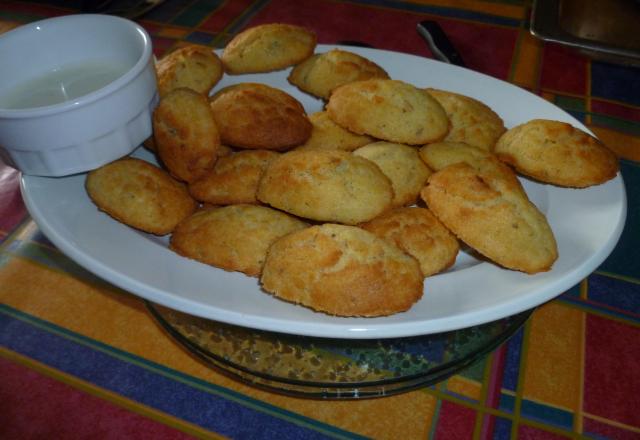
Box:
[20, 45, 627, 339]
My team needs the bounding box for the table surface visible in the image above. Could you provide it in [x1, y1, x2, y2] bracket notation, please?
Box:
[1, 1, 639, 439]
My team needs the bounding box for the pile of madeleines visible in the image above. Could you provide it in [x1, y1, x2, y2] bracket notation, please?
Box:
[85, 23, 620, 318]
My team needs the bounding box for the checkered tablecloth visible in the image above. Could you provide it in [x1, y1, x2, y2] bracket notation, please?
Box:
[1, 1, 639, 438]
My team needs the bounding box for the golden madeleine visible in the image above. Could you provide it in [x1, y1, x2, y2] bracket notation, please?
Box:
[425, 88, 505, 151]
[494, 119, 619, 187]
[295, 111, 374, 152]
[327, 79, 449, 145]
[189, 150, 280, 205]
[261, 223, 424, 317]
[86, 158, 197, 235]
[288, 48, 389, 99]
[170, 204, 308, 277]
[153, 88, 220, 183]
[419, 141, 527, 197]
[256, 149, 393, 224]
[354, 141, 432, 207]
[419, 141, 492, 171]
[222, 23, 316, 74]
[421, 162, 558, 274]
[156, 44, 223, 97]
[360, 207, 459, 277]
[209, 82, 312, 150]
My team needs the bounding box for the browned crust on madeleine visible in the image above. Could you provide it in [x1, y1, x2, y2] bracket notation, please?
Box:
[419, 141, 528, 198]
[156, 44, 223, 97]
[261, 223, 424, 316]
[360, 207, 459, 277]
[189, 150, 280, 205]
[86, 158, 197, 235]
[295, 111, 374, 152]
[420, 163, 558, 274]
[288, 48, 389, 99]
[153, 88, 221, 183]
[209, 82, 312, 150]
[425, 88, 506, 151]
[354, 141, 432, 207]
[256, 149, 394, 224]
[327, 79, 449, 145]
[494, 119, 618, 187]
[170, 204, 308, 277]
[222, 23, 317, 74]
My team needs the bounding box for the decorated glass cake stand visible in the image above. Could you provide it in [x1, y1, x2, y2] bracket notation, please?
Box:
[147, 302, 531, 399]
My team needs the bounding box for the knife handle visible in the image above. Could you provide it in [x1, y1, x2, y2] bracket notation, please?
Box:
[417, 20, 467, 67]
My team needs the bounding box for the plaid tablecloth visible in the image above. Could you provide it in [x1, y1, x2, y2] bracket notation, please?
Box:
[1, 1, 639, 438]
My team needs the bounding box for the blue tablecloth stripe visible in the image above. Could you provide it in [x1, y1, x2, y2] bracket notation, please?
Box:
[0, 305, 366, 440]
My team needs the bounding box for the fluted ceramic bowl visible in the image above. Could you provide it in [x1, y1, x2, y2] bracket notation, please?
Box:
[0, 14, 158, 176]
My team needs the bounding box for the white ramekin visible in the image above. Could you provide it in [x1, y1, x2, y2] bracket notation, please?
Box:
[0, 14, 159, 176]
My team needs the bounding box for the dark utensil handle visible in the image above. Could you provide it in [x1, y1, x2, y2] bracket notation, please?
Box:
[336, 40, 375, 48]
[417, 20, 466, 67]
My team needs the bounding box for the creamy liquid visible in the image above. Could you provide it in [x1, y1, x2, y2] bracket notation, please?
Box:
[0, 62, 129, 109]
